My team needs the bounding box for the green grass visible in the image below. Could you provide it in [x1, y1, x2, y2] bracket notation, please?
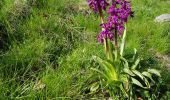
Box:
[0, 0, 170, 99]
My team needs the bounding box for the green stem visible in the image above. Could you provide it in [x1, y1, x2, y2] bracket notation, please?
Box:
[120, 24, 127, 56]
[115, 29, 118, 51]
[114, 29, 119, 60]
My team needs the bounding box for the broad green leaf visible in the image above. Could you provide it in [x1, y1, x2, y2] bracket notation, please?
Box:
[91, 68, 109, 80]
[143, 78, 150, 88]
[131, 58, 140, 69]
[103, 61, 118, 81]
[120, 57, 129, 68]
[131, 77, 145, 88]
[132, 70, 150, 88]
[92, 56, 118, 81]
[132, 70, 144, 80]
[93, 56, 110, 73]
[148, 69, 161, 77]
[132, 48, 137, 61]
[142, 71, 155, 83]
[123, 68, 135, 76]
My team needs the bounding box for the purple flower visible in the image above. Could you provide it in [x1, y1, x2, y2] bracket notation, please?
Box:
[98, 0, 132, 42]
[98, 23, 114, 43]
[87, 0, 109, 12]
[119, 0, 132, 22]
[87, 0, 133, 43]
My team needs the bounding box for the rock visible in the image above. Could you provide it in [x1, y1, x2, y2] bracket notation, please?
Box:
[155, 14, 170, 22]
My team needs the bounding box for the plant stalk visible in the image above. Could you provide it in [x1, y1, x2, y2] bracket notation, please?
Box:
[115, 29, 118, 50]
[97, 1, 109, 58]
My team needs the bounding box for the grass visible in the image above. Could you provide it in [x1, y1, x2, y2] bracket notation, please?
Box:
[0, 0, 170, 99]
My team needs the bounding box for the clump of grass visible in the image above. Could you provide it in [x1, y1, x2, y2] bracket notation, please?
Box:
[0, 37, 50, 78]
[40, 42, 103, 97]
[127, 0, 170, 56]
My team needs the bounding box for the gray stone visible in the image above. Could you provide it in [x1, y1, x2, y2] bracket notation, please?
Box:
[155, 14, 170, 22]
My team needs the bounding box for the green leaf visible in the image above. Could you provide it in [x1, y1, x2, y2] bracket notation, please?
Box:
[108, 39, 114, 61]
[142, 71, 155, 83]
[132, 70, 144, 80]
[113, 49, 118, 61]
[91, 68, 109, 80]
[90, 82, 99, 92]
[120, 84, 128, 98]
[140, 90, 150, 98]
[120, 57, 129, 68]
[123, 68, 135, 76]
[131, 58, 140, 69]
[148, 69, 161, 77]
[131, 77, 145, 88]
[93, 56, 110, 73]
[120, 25, 127, 56]
[132, 70, 150, 88]
[132, 48, 137, 61]
[103, 61, 118, 81]
[93, 56, 118, 81]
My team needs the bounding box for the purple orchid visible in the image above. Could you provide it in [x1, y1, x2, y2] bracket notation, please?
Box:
[98, 23, 114, 43]
[87, 0, 133, 43]
[98, 0, 132, 43]
[87, 0, 109, 12]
